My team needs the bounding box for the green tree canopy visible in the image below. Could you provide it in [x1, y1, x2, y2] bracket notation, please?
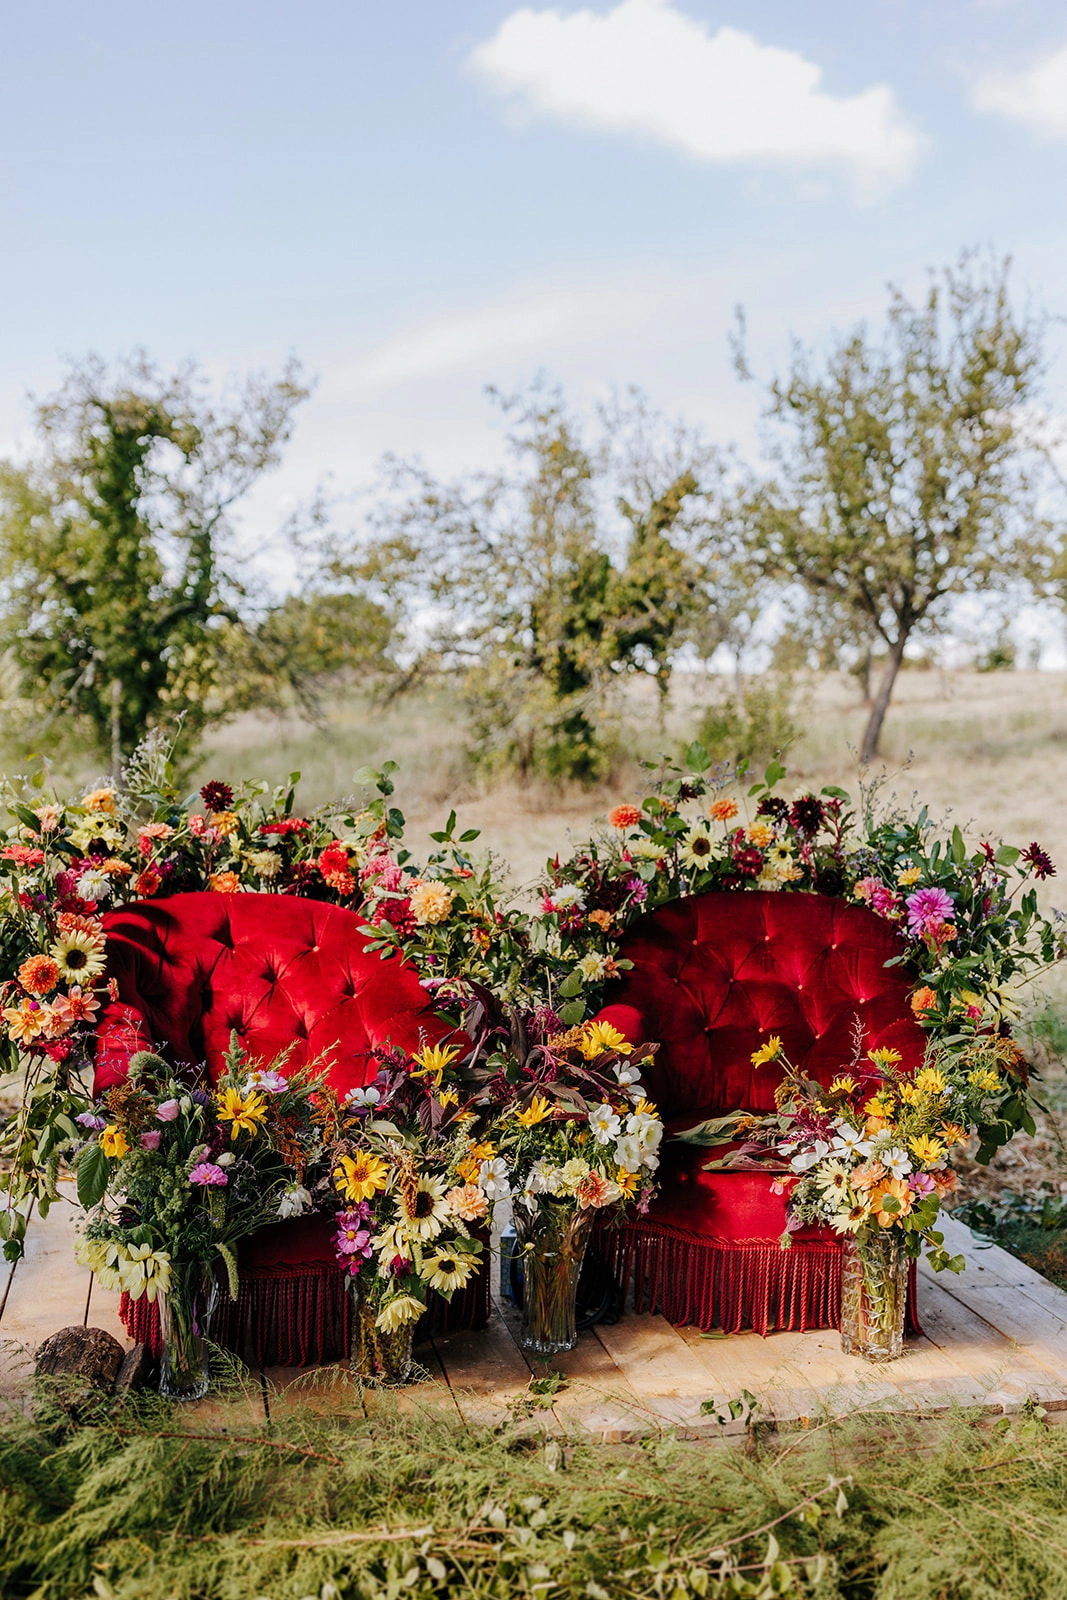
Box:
[738, 254, 1062, 760]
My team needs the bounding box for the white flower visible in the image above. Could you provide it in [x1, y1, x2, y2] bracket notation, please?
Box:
[551, 883, 585, 909]
[547, 1158, 590, 1197]
[216, 1151, 236, 1168]
[344, 1084, 382, 1109]
[478, 1157, 511, 1200]
[790, 1139, 831, 1173]
[243, 1069, 287, 1095]
[613, 1061, 641, 1089]
[588, 1102, 622, 1145]
[523, 1159, 553, 1198]
[626, 1111, 661, 1143]
[247, 849, 281, 879]
[631, 839, 668, 860]
[830, 1122, 872, 1159]
[614, 1134, 644, 1172]
[880, 1146, 913, 1180]
[277, 1184, 313, 1218]
[76, 868, 110, 903]
[577, 952, 607, 983]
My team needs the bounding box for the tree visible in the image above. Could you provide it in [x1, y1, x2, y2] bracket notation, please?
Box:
[738, 255, 1060, 761]
[0, 355, 388, 768]
[332, 385, 740, 782]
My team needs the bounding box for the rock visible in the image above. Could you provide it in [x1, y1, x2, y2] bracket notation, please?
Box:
[113, 1342, 156, 1399]
[35, 1325, 125, 1388]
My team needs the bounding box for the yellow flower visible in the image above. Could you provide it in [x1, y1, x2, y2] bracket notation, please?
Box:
[898, 1082, 919, 1105]
[514, 1093, 554, 1127]
[50, 929, 106, 983]
[864, 1093, 894, 1119]
[100, 1124, 129, 1159]
[969, 1068, 1002, 1094]
[409, 881, 455, 925]
[216, 1085, 268, 1139]
[466, 1138, 496, 1161]
[615, 1168, 641, 1197]
[82, 787, 117, 814]
[437, 1088, 459, 1110]
[211, 811, 240, 837]
[827, 1075, 859, 1096]
[579, 1019, 633, 1059]
[914, 1067, 946, 1095]
[867, 1047, 902, 1068]
[632, 1096, 658, 1118]
[910, 1134, 946, 1166]
[746, 822, 773, 847]
[423, 1248, 477, 1295]
[896, 866, 922, 886]
[940, 1122, 968, 1146]
[750, 1036, 783, 1068]
[455, 1156, 479, 1183]
[118, 1242, 171, 1302]
[375, 1293, 425, 1333]
[335, 1150, 390, 1203]
[410, 1042, 460, 1087]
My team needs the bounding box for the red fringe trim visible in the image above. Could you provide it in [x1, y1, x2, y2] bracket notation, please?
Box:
[595, 1220, 921, 1337]
[122, 1259, 490, 1364]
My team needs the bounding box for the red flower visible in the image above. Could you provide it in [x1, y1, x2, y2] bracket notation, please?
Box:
[318, 841, 355, 895]
[260, 818, 311, 835]
[1, 845, 45, 867]
[609, 804, 642, 830]
[200, 781, 234, 813]
[1022, 842, 1056, 880]
[136, 869, 162, 897]
[732, 846, 764, 878]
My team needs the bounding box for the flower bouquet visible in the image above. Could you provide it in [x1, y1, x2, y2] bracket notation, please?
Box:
[479, 1017, 664, 1354]
[681, 1033, 1024, 1360]
[74, 1038, 323, 1398]
[316, 1040, 487, 1384]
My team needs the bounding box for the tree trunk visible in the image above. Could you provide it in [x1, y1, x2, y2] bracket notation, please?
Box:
[110, 678, 122, 781]
[860, 634, 907, 762]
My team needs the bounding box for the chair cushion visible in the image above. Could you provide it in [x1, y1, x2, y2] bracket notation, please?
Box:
[95, 891, 455, 1097]
[596, 890, 926, 1119]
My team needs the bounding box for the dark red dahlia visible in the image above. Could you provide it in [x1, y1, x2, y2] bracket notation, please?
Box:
[200, 781, 234, 813]
[1022, 842, 1056, 880]
[732, 846, 765, 878]
[756, 796, 788, 822]
[789, 796, 825, 834]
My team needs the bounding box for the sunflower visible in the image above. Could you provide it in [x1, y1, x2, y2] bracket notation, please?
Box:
[423, 1248, 477, 1295]
[216, 1086, 268, 1139]
[679, 828, 715, 869]
[50, 930, 106, 984]
[867, 1047, 902, 1068]
[396, 1173, 450, 1241]
[375, 1294, 425, 1333]
[335, 1150, 390, 1203]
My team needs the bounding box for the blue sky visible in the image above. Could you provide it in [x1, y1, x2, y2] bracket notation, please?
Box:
[4, 0, 1067, 607]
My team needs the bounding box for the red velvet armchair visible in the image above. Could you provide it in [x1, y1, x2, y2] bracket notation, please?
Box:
[594, 890, 927, 1334]
[94, 891, 489, 1363]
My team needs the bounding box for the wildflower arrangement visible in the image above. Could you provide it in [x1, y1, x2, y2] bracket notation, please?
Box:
[73, 1038, 324, 1303]
[315, 1039, 487, 1338]
[682, 1033, 1028, 1272]
[477, 1017, 665, 1224]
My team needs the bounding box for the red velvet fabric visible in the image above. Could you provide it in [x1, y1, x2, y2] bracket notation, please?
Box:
[95, 892, 455, 1097]
[93, 892, 490, 1357]
[594, 891, 927, 1332]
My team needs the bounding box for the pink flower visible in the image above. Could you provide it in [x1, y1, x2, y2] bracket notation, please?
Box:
[905, 886, 954, 938]
[140, 1130, 162, 1151]
[189, 1162, 228, 1186]
[868, 883, 901, 919]
[156, 1100, 180, 1121]
[909, 1172, 936, 1194]
[188, 814, 207, 837]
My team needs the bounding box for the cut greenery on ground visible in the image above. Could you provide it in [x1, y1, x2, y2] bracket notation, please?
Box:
[3, 1383, 1067, 1599]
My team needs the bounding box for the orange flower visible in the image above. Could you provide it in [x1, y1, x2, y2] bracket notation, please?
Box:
[51, 986, 100, 1026]
[851, 1160, 886, 1191]
[82, 787, 117, 814]
[136, 869, 162, 897]
[587, 908, 614, 931]
[609, 804, 642, 830]
[102, 859, 133, 877]
[209, 871, 241, 893]
[57, 912, 104, 939]
[709, 798, 739, 822]
[870, 1178, 913, 1228]
[910, 986, 938, 1017]
[18, 954, 61, 995]
[3, 999, 49, 1043]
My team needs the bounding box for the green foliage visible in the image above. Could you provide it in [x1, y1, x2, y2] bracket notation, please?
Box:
[695, 674, 797, 770]
[4, 1394, 1067, 1597]
[335, 385, 745, 783]
[0, 355, 391, 770]
[739, 252, 1061, 760]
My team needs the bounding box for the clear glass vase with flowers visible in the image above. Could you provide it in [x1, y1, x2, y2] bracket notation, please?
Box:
[73, 1037, 324, 1399]
[315, 1040, 487, 1384]
[680, 1033, 1025, 1361]
[476, 1017, 664, 1354]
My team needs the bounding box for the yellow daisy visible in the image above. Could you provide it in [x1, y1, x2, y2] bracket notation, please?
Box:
[579, 1020, 633, 1059]
[216, 1085, 268, 1139]
[750, 1036, 783, 1068]
[335, 1150, 390, 1203]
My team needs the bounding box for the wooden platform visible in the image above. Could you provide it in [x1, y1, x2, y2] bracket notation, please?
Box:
[5, 1198, 1067, 1436]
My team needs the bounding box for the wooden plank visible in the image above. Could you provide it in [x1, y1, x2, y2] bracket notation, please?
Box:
[917, 1275, 1067, 1412]
[433, 1304, 547, 1430]
[676, 1323, 901, 1425]
[933, 1281, 1067, 1386]
[495, 1293, 651, 1440]
[592, 1313, 724, 1435]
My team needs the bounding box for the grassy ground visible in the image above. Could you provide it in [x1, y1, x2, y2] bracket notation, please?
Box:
[4, 1378, 1067, 1599]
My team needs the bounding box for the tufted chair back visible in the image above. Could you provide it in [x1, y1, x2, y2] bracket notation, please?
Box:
[597, 890, 926, 1124]
[94, 892, 455, 1098]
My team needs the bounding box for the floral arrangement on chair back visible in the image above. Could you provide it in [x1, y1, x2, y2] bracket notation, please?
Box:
[680, 1031, 1028, 1361]
[74, 1037, 323, 1399]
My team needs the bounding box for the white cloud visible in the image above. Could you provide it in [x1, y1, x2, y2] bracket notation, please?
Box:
[972, 42, 1067, 140]
[468, 0, 923, 201]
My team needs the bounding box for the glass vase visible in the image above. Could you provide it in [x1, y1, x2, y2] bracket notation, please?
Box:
[840, 1230, 909, 1362]
[158, 1258, 219, 1401]
[348, 1278, 417, 1385]
[514, 1203, 593, 1355]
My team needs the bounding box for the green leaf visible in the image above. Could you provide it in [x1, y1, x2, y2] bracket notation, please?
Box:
[557, 971, 584, 998]
[558, 1000, 586, 1026]
[686, 741, 710, 772]
[951, 825, 967, 865]
[763, 759, 785, 789]
[995, 845, 1021, 867]
[820, 785, 850, 800]
[75, 1142, 109, 1210]
[12, 805, 41, 833]
[459, 828, 481, 842]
